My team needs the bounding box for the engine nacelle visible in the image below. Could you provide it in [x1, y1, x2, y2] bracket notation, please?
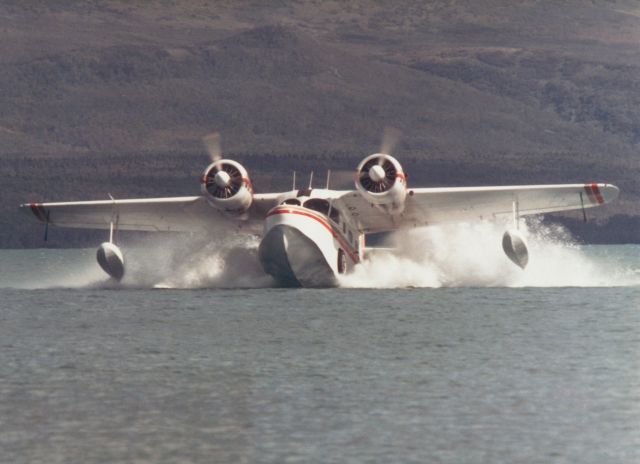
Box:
[355, 153, 407, 213]
[201, 159, 253, 214]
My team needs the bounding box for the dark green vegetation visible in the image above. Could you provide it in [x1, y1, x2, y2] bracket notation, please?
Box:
[1, 1, 638, 246]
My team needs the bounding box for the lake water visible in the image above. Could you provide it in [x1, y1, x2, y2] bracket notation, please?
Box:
[0, 236, 639, 462]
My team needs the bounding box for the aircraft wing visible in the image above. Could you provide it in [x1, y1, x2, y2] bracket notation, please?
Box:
[20, 194, 281, 233]
[337, 183, 620, 234]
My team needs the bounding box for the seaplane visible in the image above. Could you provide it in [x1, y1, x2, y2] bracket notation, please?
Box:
[20, 135, 619, 287]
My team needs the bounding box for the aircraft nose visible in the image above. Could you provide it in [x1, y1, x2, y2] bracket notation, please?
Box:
[258, 225, 300, 286]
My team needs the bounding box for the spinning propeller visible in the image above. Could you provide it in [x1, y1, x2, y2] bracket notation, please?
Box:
[358, 127, 402, 193]
[203, 132, 222, 163]
[202, 132, 244, 199]
[358, 157, 397, 193]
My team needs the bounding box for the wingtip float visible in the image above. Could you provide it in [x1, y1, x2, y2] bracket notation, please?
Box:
[96, 242, 125, 281]
[502, 229, 529, 269]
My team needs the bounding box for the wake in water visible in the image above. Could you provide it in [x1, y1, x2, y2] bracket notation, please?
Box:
[339, 219, 640, 288]
[112, 233, 274, 289]
[111, 219, 638, 288]
[8, 220, 638, 289]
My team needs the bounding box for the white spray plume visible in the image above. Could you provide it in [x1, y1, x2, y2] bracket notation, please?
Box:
[117, 233, 275, 289]
[9, 221, 638, 290]
[339, 219, 640, 288]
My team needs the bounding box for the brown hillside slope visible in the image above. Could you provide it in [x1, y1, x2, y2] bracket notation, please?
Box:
[1, 1, 638, 246]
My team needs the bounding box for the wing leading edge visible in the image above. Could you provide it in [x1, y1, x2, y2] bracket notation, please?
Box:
[21, 183, 619, 235]
[337, 183, 619, 234]
[20, 194, 281, 233]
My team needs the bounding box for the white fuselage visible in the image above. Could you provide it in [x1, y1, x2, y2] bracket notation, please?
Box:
[258, 191, 362, 287]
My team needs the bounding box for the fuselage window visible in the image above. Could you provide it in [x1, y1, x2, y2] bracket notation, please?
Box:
[283, 198, 301, 206]
[303, 198, 330, 216]
[329, 207, 340, 224]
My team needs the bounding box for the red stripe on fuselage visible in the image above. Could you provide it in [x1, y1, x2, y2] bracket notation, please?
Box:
[266, 208, 360, 264]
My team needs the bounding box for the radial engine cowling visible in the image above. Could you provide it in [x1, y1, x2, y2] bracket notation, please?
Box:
[201, 159, 253, 214]
[355, 153, 407, 213]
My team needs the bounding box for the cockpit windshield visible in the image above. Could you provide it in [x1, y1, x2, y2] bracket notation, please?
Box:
[303, 198, 330, 215]
[303, 198, 341, 223]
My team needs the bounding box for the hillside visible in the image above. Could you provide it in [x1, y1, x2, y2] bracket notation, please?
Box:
[1, 1, 638, 246]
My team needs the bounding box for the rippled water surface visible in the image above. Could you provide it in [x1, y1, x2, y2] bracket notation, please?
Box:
[0, 246, 639, 463]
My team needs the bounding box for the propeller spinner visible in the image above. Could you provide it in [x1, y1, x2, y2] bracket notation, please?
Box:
[201, 157, 254, 213]
[355, 152, 407, 213]
[204, 162, 243, 199]
[359, 154, 398, 193]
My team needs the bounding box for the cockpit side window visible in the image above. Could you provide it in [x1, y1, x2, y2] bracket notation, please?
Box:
[303, 198, 330, 216]
[329, 207, 340, 224]
[283, 198, 301, 206]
